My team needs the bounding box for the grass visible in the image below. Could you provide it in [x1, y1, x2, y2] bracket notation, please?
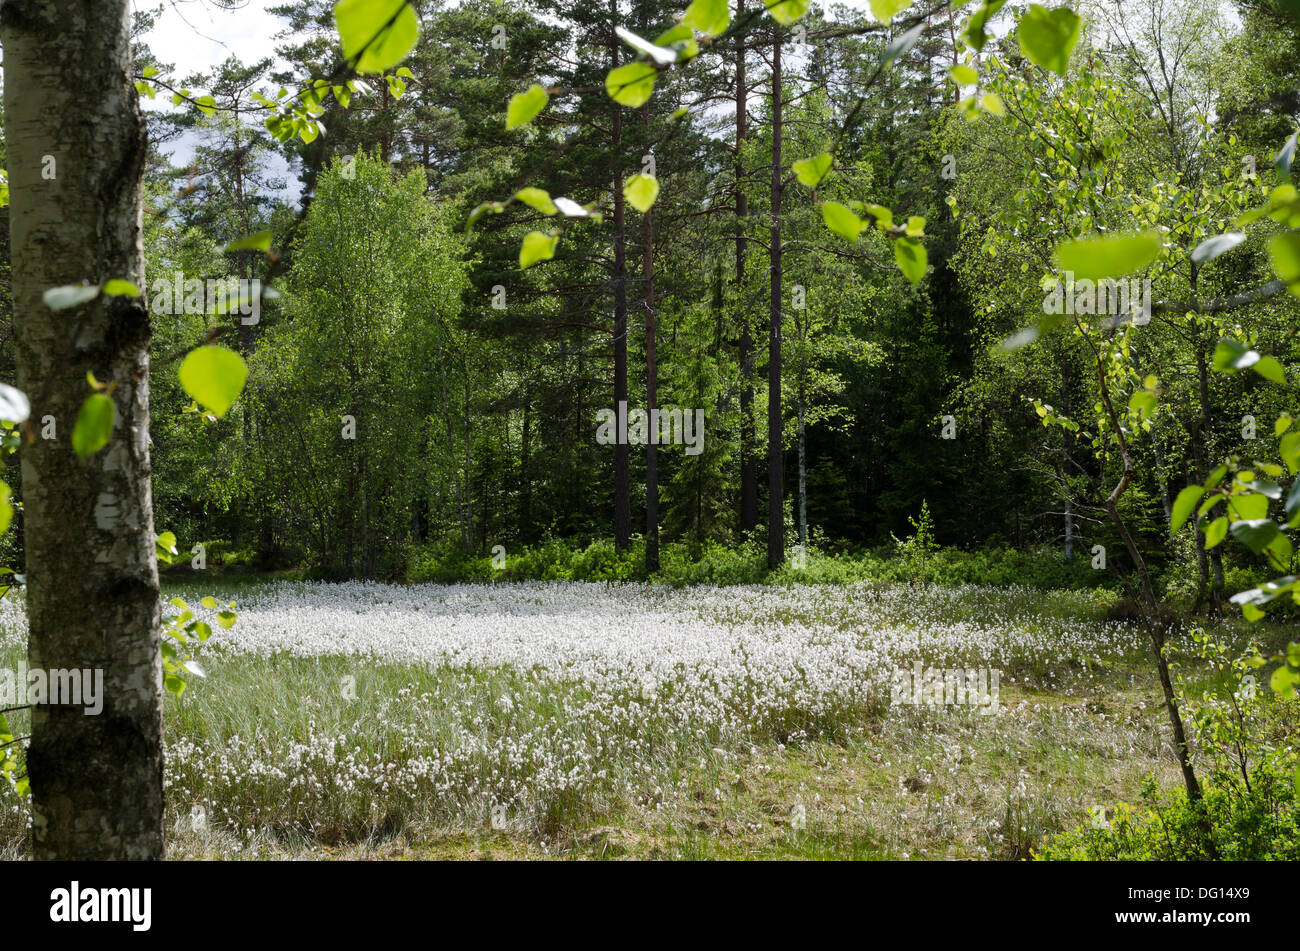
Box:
[0, 578, 1291, 860]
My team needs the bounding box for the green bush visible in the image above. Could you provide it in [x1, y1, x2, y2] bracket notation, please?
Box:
[409, 537, 641, 583]
[1035, 756, 1300, 860]
[1039, 631, 1300, 860]
[406, 535, 1112, 591]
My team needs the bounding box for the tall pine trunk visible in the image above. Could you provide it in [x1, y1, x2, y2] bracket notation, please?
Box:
[642, 106, 659, 571]
[766, 27, 784, 570]
[610, 11, 631, 551]
[736, 0, 758, 536]
[4, 0, 164, 859]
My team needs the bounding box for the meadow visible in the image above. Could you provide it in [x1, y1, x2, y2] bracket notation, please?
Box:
[4, 577, 1287, 860]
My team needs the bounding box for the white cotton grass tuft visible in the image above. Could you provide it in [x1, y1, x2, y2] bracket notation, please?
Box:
[0, 580, 1144, 848]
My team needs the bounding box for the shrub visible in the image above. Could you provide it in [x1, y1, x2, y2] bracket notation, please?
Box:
[406, 536, 1115, 591]
[1035, 758, 1299, 860]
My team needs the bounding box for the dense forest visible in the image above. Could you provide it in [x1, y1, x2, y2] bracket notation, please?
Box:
[3, 0, 1275, 601]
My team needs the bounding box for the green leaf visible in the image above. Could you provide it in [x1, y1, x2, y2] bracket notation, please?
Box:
[605, 62, 657, 108]
[1171, 485, 1205, 535]
[1212, 338, 1259, 373]
[225, 231, 272, 253]
[1254, 355, 1287, 385]
[43, 284, 101, 311]
[623, 174, 660, 213]
[882, 23, 925, 68]
[519, 231, 558, 269]
[1267, 531, 1293, 571]
[1283, 432, 1300, 476]
[217, 610, 238, 629]
[862, 204, 894, 229]
[1191, 233, 1246, 266]
[0, 482, 12, 538]
[506, 84, 548, 130]
[0, 384, 30, 425]
[515, 187, 558, 215]
[1286, 478, 1300, 523]
[1054, 231, 1162, 281]
[1229, 491, 1270, 522]
[949, 63, 979, 85]
[1270, 665, 1295, 699]
[894, 237, 928, 284]
[683, 0, 730, 36]
[962, 0, 1008, 51]
[165, 674, 187, 696]
[334, 0, 420, 73]
[1252, 477, 1283, 500]
[1230, 518, 1280, 554]
[821, 202, 864, 242]
[764, 0, 811, 25]
[1277, 129, 1298, 176]
[178, 346, 248, 418]
[870, 0, 913, 23]
[654, 24, 698, 60]
[194, 95, 217, 117]
[1128, 390, 1156, 418]
[1205, 515, 1229, 549]
[1017, 4, 1081, 76]
[1268, 232, 1300, 294]
[102, 279, 141, 297]
[554, 197, 594, 218]
[792, 152, 833, 188]
[72, 393, 115, 460]
[156, 535, 178, 566]
[615, 26, 677, 65]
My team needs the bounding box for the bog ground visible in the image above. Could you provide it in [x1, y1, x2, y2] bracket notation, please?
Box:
[3, 578, 1282, 860]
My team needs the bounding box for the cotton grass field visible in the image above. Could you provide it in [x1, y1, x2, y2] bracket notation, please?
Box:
[0, 579, 1274, 859]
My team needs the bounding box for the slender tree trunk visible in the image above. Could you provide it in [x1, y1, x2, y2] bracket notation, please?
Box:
[611, 17, 631, 551]
[463, 357, 474, 551]
[1061, 378, 1074, 564]
[797, 393, 807, 548]
[642, 106, 659, 572]
[1152, 438, 1173, 523]
[766, 27, 785, 570]
[736, 0, 758, 536]
[1064, 496, 1074, 564]
[520, 381, 532, 535]
[4, 0, 164, 859]
[1094, 357, 1208, 841]
[1189, 326, 1225, 612]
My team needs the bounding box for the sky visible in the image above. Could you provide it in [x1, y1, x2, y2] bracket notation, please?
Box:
[139, 0, 887, 74]
[135, 0, 911, 187]
[141, 0, 286, 76]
